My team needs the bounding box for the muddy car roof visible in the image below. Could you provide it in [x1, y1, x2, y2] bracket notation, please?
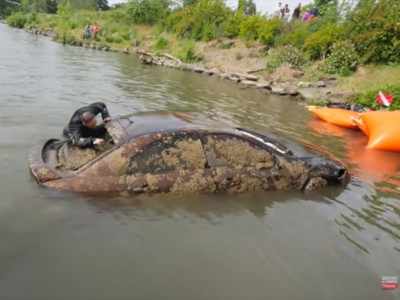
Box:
[106, 112, 231, 145]
[105, 111, 295, 157]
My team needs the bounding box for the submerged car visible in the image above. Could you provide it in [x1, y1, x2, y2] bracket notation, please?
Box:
[29, 112, 349, 194]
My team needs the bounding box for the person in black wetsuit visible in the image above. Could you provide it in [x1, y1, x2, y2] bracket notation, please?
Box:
[63, 102, 111, 148]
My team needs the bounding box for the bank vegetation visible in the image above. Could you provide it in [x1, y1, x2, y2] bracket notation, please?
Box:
[3, 0, 400, 107]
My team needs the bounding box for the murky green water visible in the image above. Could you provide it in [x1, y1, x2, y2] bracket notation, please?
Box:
[0, 24, 399, 300]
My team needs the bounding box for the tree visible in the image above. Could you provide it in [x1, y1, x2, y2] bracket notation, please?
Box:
[182, 0, 196, 6]
[21, 0, 42, 12]
[57, 0, 72, 17]
[96, 0, 109, 10]
[127, 0, 170, 24]
[238, 0, 256, 16]
[313, 0, 338, 17]
[68, 0, 96, 10]
[46, 0, 57, 13]
[0, 0, 21, 16]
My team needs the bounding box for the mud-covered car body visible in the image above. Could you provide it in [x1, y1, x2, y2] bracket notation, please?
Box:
[29, 112, 348, 194]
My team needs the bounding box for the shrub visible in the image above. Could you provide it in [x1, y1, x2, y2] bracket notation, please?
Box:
[56, 30, 78, 45]
[238, 15, 261, 41]
[107, 7, 130, 23]
[105, 32, 124, 43]
[0, 3, 15, 18]
[323, 41, 359, 75]
[127, 0, 170, 25]
[266, 45, 307, 71]
[154, 36, 169, 50]
[101, 20, 134, 44]
[176, 40, 201, 62]
[222, 12, 244, 38]
[353, 84, 400, 111]
[239, 15, 282, 46]
[257, 17, 282, 46]
[165, 0, 229, 41]
[6, 12, 29, 28]
[57, 0, 73, 19]
[276, 21, 310, 48]
[304, 23, 342, 60]
[346, 0, 400, 64]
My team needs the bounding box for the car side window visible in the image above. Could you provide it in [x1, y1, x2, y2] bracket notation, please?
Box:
[202, 133, 274, 169]
[126, 132, 207, 175]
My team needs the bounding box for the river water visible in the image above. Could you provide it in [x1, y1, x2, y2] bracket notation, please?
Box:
[0, 24, 399, 300]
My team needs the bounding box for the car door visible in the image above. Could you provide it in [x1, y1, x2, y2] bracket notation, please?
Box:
[200, 132, 276, 192]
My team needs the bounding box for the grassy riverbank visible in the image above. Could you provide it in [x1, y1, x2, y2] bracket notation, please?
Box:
[5, 0, 400, 108]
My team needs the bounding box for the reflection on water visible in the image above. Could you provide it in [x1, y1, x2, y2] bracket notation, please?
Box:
[0, 24, 399, 300]
[308, 117, 400, 261]
[308, 118, 400, 182]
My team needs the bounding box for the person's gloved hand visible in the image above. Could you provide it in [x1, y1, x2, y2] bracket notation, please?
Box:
[93, 138, 105, 145]
[104, 117, 112, 123]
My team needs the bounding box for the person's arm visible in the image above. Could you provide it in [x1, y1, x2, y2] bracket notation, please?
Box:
[89, 102, 110, 120]
[68, 125, 94, 148]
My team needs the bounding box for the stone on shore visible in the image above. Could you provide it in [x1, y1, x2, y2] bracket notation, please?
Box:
[287, 88, 299, 96]
[256, 81, 272, 89]
[243, 74, 259, 81]
[271, 86, 287, 95]
[219, 73, 230, 80]
[240, 80, 258, 87]
[230, 72, 259, 82]
[205, 68, 219, 76]
[228, 76, 241, 83]
[193, 67, 205, 73]
[297, 81, 312, 88]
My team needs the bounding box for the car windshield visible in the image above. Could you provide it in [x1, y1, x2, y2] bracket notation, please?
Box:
[54, 129, 115, 171]
[105, 117, 129, 145]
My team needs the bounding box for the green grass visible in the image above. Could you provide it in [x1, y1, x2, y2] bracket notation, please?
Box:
[337, 64, 400, 94]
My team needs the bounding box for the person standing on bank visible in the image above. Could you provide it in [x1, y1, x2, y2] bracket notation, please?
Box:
[292, 3, 301, 20]
[63, 102, 111, 148]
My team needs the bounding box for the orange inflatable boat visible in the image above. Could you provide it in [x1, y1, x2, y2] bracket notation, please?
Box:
[307, 106, 360, 129]
[353, 111, 400, 151]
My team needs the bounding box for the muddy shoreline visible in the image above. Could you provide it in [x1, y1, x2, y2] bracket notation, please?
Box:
[22, 25, 346, 103]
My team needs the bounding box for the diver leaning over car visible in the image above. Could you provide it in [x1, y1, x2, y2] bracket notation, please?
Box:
[63, 102, 111, 148]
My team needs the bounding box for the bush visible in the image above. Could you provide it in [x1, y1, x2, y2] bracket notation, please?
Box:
[0, 3, 15, 18]
[165, 0, 229, 41]
[257, 17, 282, 46]
[127, 0, 170, 25]
[323, 41, 359, 75]
[107, 7, 130, 23]
[353, 84, 400, 111]
[346, 0, 400, 64]
[239, 16, 282, 46]
[176, 40, 201, 62]
[100, 20, 134, 44]
[266, 45, 307, 71]
[105, 32, 124, 43]
[304, 23, 342, 59]
[239, 15, 262, 40]
[276, 21, 310, 48]
[222, 12, 244, 38]
[56, 30, 78, 45]
[7, 12, 29, 28]
[239, 15, 282, 46]
[57, 0, 73, 18]
[154, 36, 169, 50]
